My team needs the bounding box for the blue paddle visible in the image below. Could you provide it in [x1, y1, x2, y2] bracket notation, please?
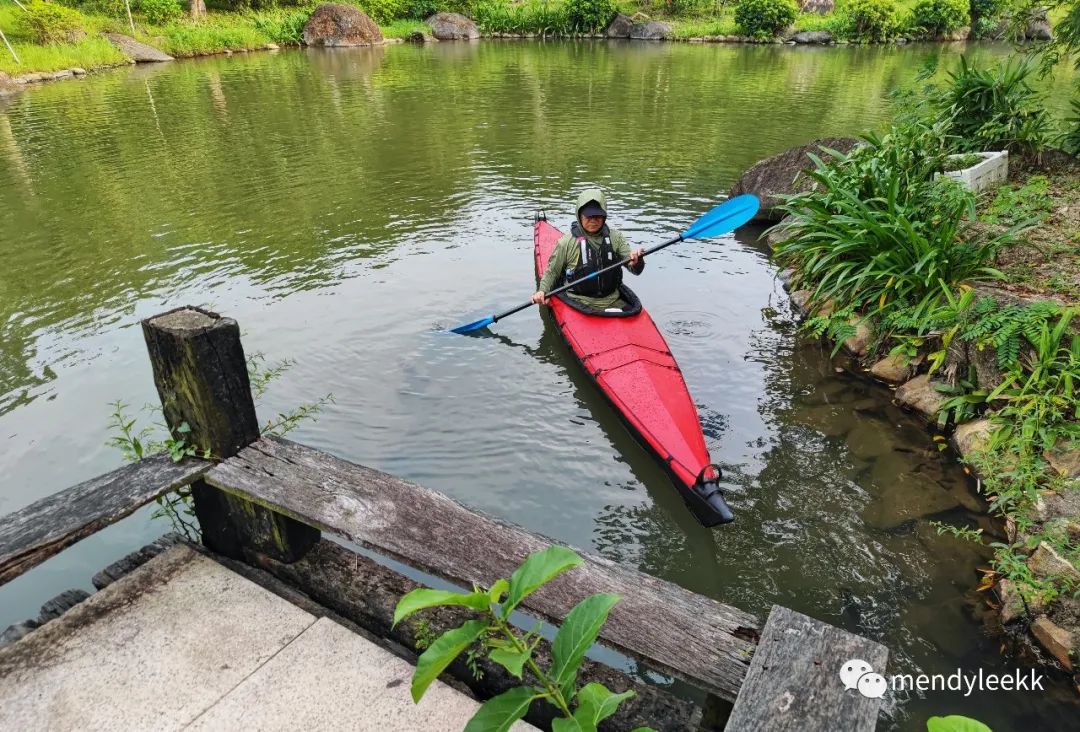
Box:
[451, 194, 760, 334]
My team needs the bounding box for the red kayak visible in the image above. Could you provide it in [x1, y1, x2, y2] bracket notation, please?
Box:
[534, 213, 734, 527]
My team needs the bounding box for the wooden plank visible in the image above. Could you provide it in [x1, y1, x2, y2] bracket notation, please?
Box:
[724, 605, 889, 732]
[244, 539, 702, 731]
[206, 436, 760, 702]
[0, 455, 207, 586]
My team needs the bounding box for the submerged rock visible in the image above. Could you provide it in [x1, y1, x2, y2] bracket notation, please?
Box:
[729, 137, 861, 222]
[426, 12, 480, 40]
[629, 21, 672, 40]
[304, 4, 383, 46]
[606, 13, 633, 38]
[104, 33, 174, 63]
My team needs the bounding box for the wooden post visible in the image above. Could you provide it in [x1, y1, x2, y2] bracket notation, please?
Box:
[141, 306, 318, 562]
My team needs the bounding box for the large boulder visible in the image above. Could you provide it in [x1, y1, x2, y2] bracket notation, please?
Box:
[1025, 7, 1053, 41]
[103, 33, 174, 63]
[800, 0, 834, 12]
[426, 12, 479, 40]
[729, 137, 861, 222]
[303, 4, 383, 47]
[606, 13, 634, 38]
[629, 21, 672, 40]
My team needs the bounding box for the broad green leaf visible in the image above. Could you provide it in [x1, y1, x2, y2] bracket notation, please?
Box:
[926, 716, 992, 732]
[393, 588, 490, 628]
[551, 593, 621, 697]
[574, 683, 635, 727]
[551, 718, 589, 732]
[503, 546, 583, 616]
[489, 646, 531, 679]
[489, 578, 510, 603]
[412, 619, 488, 703]
[463, 686, 537, 732]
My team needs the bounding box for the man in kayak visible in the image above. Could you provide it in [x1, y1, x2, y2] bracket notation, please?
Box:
[532, 188, 645, 311]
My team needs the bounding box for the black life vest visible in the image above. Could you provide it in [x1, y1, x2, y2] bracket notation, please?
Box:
[562, 222, 621, 298]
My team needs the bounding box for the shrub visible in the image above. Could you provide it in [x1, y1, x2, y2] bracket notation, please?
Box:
[565, 0, 616, 32]
[139, 0, 184, 25]
[357, 0, 408, 22]
[912, 0, 969, 36]
[839, 0, 897, 41]
[1061, 97, 1080, 156]
[405, 0, 439, 18]
[17, 1, 86, 44]
[775, 118, 1008, 318]
[969, 0, 1006, 38]
[935, 56, 1054, 153]
[734, 0, 797, 38]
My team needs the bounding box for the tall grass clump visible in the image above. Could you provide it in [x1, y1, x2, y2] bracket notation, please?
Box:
[774, 119, 1008, 319]
[250, 7, 313, 44]
[472, 0, 572, 34]
[930, 56, 1054, 153]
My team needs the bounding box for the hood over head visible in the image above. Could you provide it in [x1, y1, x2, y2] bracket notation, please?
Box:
[574, 188, 608, 219]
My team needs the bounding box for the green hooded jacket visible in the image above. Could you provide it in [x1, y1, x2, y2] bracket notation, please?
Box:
[537, 188, 643, 310]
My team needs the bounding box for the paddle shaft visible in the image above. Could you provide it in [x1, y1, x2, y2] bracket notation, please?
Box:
[490, 233, 684, 324]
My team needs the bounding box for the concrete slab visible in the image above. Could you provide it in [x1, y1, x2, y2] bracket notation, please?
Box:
[0, 544, 315, 731]
[0, 543, 537, 731]
[188, 617, 537, 731]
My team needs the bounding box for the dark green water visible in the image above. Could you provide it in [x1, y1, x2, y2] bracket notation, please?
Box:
[1, 41, 1076, 729]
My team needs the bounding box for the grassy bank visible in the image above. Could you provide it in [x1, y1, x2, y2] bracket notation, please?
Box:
[0, 0, 1024, 77]
[768, 54, 1079, 661]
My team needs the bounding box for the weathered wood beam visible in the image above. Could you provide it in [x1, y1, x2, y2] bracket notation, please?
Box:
[206, 436, 760, 702]
[724, 605, 889, 731]
[142, 306, 318, 562]
[248, 539, 703, 731]
[0, 455, 206, 586]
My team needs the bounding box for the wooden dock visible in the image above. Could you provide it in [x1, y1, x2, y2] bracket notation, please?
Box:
[0, 306, 889, 731]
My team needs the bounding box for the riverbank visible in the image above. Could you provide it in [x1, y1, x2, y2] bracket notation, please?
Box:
[0, 0, 1049, 78]
[758, 135, 1080, 679]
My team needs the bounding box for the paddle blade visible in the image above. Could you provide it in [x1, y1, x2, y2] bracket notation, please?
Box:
[682, 194, 760, 240]
[451, 315, 495, 334]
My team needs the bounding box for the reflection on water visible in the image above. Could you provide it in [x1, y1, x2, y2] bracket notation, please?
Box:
[0, 41, 1077, 730]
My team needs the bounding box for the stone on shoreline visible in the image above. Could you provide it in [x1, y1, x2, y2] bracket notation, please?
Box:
[1025, 8, 1053, 41]
[729, 137, 861, 222]
[426, 12, 479, 40]
[304, 4, 383, 46]
[1029, 542, 1080, 585]
[1044, 442, 1080, 480]
[606, 13, 633, 38]
[791, 31, 833, 44]
[629, 21, 672, 40]
[893, 374, 946, 421]
[1030, 616, 1074, 670]
[408, 30, 437, 43]
[952, 418, 992, 460]
[104, 33, 174, 62]
[800, 0, 834, 12]
[869, 353, 912, 384]
[789, 289, 812, 316]
[842, 316, 872, 357]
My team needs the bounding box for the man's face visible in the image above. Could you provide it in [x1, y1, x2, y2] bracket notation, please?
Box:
[580, 214, 605, 235]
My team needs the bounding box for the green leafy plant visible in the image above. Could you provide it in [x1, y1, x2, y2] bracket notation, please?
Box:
[138, 0, 183, 25]
[926, 714, 993, 732]
[942, 152, 983, 171]
[982, 175, 1053, 227]
[933, 55, 1055, 153]
[17, 1, 87, 44]
[733, 0, 797, 38]
[393, 546, 655, 732]
[565, 0, 617, 32]
[929, 520, 984, 542]
[911, 0, 969, 36]
[838, 0, 898, 41]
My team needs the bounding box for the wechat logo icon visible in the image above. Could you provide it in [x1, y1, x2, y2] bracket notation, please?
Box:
[840, 659, 887, 699]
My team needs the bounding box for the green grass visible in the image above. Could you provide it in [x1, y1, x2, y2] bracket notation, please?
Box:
[0, 36, 126, 75]
[138, 17, 270, 56]
[381, 18, 428, 38]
